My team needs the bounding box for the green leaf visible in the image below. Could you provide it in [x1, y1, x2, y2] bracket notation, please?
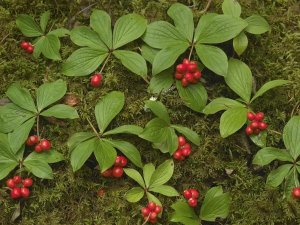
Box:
[125, 187, 144, 203]
[113, 50, 147, 78]
[167, 3, 194, 42]
[195, 44, 228, 76]
[36, 79, 67, 112]
[16, 14, 43, 37]
[0, 104, 34, 133]
[245, 15, 270, 34]
[40, 34, 61, 60]
[32, 36, 44, 58]
[170, 201, 199, 225]
[249, 130, 267, 148]
[152, 44, 189, 75]
[25, 150, 64, 164]
[8, 117, 35, 153]
[150, 185, 179, 197]
[176, 81, 208, 112]
[284, 169, 298, 199]
[103, 125, 143, 136]
[171, 125, 200, 146]
[40, 11, 50, 32]
[62, 47, 108, 76]
[196, 15, 247, 44]
[225, 58, 253, 102]
[266, 164, 293, 188]
[0, 158, 18, 180]
[251, 80, 290, 103]
[220, 107, 248, 138]
[90, 10, 113, 48]
[153, 127, 178, 154]
[233, 32, 248, 56]
[283, 116, 300, 160]
[70, 137, 96, 172]
[68, 132, 95, 152]
[94, 139, 117, 172]
[202, 98, 245, 115]
[222, 0, 241, 17]
[145, 100, 170, 124]
[194, 13, 218, 42]
[104, 139, 143, 168]
[113, 13, 147, 49]
[141, 45, 159, 64]
[148, 69, 173, 94]
[124, 168, 145, 188]
[95, 91, 125, 133]
[70, 26, 108, 51]
[252, 147, 293, 166]
[146, 192, 162, 206]
[48, 28, 70, 37]
[200, 186, 231, 222]
[149, 159, 174, 188]
[139, 118, 169, 143]
[23, 159, 53, 179]
[40, 104, 79, 119]
[143, 21, 187, 49]
[0, 134, 19, 171]
[143, 163, 155, 188]
[6, 83, 36, 113]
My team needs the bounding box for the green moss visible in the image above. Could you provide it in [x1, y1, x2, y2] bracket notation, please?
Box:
[0, 0, 300, 224]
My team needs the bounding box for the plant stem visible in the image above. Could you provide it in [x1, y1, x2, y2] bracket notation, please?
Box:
[36, 114, 40, 139]
[86, 117, 101, 139]
[269, 129, 282, 135]
[141, 213, 151, 225]
[199, 0, 213, 15]
[188, 42, 195, 61]
[100, 52, 112, 74]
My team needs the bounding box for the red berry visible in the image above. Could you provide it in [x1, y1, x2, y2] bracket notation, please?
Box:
[175, 73, 184, 80]
[101, 168, 113, 177]
[20, 187, 30, 198]
[176, 64, 186, 73]
[182, 148, 191, 156]
[90, 73, 103, 87]
[26, 45, 34, 54]
[255, 112, 264, 121]
[247, 112, 256, 121]
[182, 143, 191, 149]
[149, 212, 157, 220]
[6, 179, 15, 189]
[112, 166, 123, 178]
[20, 41, 29, 49]
[34, 144, 43, 153]
[184, 73, 194, 83]
[181, 78, 188, 87]
[245, 126, 253, 135]
[258, 122, 268, 130]
[193, 70, 202, 80]
[188, 198, 197, 207]
[173, 150, 182, 160]
[253, 128, 261, 135]
[26, 135, 39, 146]
[149, 217, 157, 224]
[141, 207, 151, 216]
[183, 189, 192, 199]
[115, 156, 127, 167]
[147, 202, 156, 211]
[154, 205, 162, 214]
[10, 187, 22, 199]
[178, 136, 186, 146]
[40, 139, 51, 150]
[22, 178, 33, 187]
[187, 63, 197, 73]
[292, 187, 300, 199]
[13, 176, 22, 184]
[26, 138, 34, 146]
[250, 122, 259, 129]
[190, 189, 199, 199]
[182, 58, 190, 65]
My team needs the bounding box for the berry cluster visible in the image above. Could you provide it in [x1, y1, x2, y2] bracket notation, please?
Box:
[26, 135, 51, 153]
[141, 202, 162, 224]
[173, 136, 191, 161]
[20, 41, 34, 54]
[292, 187, 300, 199]
[101, 156, 127, 178]
[6, 176, 33, 199]
[175, 59, 202, 87]
[183, 189, 199, 207]
[245, 112, 268, 135]
[90, 73, 103, 88]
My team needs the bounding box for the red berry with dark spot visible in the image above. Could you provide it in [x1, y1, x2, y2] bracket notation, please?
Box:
[21, 187, 30, 198]
[250, 122, 259, 129]
[141, 207, 151, 216]
[40, 139, 51, 150]
[187, 63, 197, 73]
[147, 202, 156, 211]
[258, 122, 268, 130]
[183, 189, 192, 199]
[175, 73, 183, 80]
[154, 205, 162, 214]
[34, 144, 43, 153]
[112, 166, 123, 178]
[20, 41, 29, 49]
[184, 73, 194, 83]
[10, 187, 22, 199]
[101, 168, 113, 177]
[26, 45, 34, 54]
[182, 148, 191, 157]
[188, 198, 197, 207]
[13, 176, 22, 184]
[181, 78, 188, 87]
[292, 187, 300, 199]
[90, 73, 102, 87]
[190, 189, 199, 199]
[247, 112, 256, 121]
[176, 64, 186, 73]
[245, 126, 253, 135]
[193, 70, 202, 80]
[22, 178, 33, 187]
[6, 179, 15, 189]
[255, 112, 264, 121]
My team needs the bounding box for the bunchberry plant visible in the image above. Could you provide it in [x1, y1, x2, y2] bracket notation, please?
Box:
[253, 116, 300, 199]
[16, 11, 69, 60]
[62, 10, 148, 83]
[221, 0, 270, 55]
[170, 186, 230, 224]
[68, 91, 143, 172]
[202, 59, 290, 144]
[139, 100, 200, 155]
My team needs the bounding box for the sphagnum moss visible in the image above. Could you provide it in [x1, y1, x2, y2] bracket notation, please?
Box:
[0, 0, 299, 224]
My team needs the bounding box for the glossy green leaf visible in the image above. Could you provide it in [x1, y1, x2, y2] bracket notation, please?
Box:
[103, 125, 143, 136]
[0, 158, 18, 180]
[125, 187, 144, 203]
[124, 168, 145, 188]
[141, 45, 159, 64]
[23, 159, 53, 179]
[194, 13, 218, 42]
[94, 139, 117, 172]
[153, 127, 178, 154]
[149, 159, 174, 188]
[139, 118, 169, 143]
[245, 15, 270, 34]
[170, 201, 199, 225]
[40, 104, 79, 119]
[233, 32, 248, 56]
[148, 69, 174, 94]
[202, 98, 245, 115]
[143, 163, 155, 188]
[48, 28, 70, 37]
[222, 0, 241, 17]
[252, 147, 293, 166]
[25, 150, 64, 164]
[146, 192, 162, 206]
[16, 14, 43, 37]
[150, 185, 179, 197]
[40, 34, 61, 60]
[284, 169, 298, 199]
[249, 131, 267, 148]
[171, 125, 200, 146]
[32, 36, 44, 58]
[266, 164, 293, 188]
[283, 116, 300, 160]
[40, 11, 50, 32]
[145, 100, 170, 124]
[67, 132, 95, 152]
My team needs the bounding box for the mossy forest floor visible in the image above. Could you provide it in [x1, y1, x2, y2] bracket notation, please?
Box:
[0, 0, 300, 224]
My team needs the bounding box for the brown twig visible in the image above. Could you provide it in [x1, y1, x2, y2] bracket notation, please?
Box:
[141, 213, 151, 225]
[199, 0, 213, 15]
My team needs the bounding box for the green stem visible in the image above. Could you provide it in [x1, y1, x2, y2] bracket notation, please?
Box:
[100, 52, 112, 74]
[86, 117, 101, 139]
[36, 114, 40, 139]
[294, 167, 299, 187]
[188, 42, 195, 61]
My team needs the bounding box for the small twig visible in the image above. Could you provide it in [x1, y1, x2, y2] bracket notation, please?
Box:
[188, 42, 195, 61]
[199, 0, 213, 15]
[0, 33, 10, 44]
[76, 3, 97, 16]
[268, 129, 282, 135]
[36, 115, 40, 139]
[99, 52, 112, 74]
[86, 117, 101, 139]
[141, 213, 151, 225]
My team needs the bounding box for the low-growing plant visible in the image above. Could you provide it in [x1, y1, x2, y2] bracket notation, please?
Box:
[16, 11, 69, 60]
[253, 116, 300, 199]
[68, 91, 143, 172]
